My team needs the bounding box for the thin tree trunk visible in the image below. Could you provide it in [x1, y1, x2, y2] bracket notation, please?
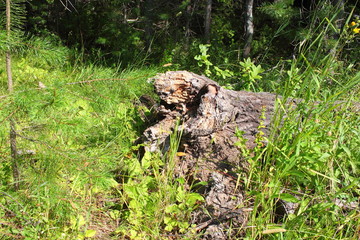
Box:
[10, 120, 19, 190]
[6, 52, 13, 91]
[243, 0, 254, 58]
[184, 0, 192, 51]
[6, 0, 13, 92]
[143, 0, 154, 53]
[6, 0, 20, 190]
[6, 52, 13, 92]
[204, 0, 212, 44]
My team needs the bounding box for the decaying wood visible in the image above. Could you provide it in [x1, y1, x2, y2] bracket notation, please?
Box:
[141, 71, 358, 238]
[141, 71, 280, 237]
[144, 71, 277, 150]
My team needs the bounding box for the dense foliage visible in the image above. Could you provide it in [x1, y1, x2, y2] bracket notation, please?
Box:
[23, 0, 359, 69]
[1, 0, 359, 239]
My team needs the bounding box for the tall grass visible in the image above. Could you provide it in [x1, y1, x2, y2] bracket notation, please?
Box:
[1, 4, 359, 239]
[0, 40, 160, 239]
[242, 6, 360, 239]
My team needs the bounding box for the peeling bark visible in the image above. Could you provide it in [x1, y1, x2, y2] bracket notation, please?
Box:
[144, 71, 276, 153]
[142, 71, 279, 236]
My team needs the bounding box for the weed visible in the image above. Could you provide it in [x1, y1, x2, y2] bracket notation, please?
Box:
[115, 122, 204, 239]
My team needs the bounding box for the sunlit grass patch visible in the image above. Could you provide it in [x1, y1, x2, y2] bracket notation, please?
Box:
[0, 51, 159, 238]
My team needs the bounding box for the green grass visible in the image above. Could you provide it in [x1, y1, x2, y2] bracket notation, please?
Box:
[240, 16, 360, 238]
[0, 52, 161, 239]
[242, 96, 360, 239]
[0, 13, 359, 239]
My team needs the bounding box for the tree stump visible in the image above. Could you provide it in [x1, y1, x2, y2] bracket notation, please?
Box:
[141, 71, 358, 238]
[140, 71, 283, 237]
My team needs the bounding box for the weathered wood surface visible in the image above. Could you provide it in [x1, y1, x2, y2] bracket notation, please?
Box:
[144, 71, 277, 150]
[141, 71, 281, 238]
[140, 70, 358, 238]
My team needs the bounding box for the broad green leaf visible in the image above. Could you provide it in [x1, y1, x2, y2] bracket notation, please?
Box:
[186, 193, 204, 206]
[341, 146, 352, 158]
[280, 193, 299, 203]
[141, 151, 152, 169]
[84, 229, 97, 238]
[78, 215, 86, 227]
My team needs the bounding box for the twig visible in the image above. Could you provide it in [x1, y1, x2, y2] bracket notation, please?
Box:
[66, 73, 151, 85]
[195, 208, 247, 232]
[1, 74, 151, 99]
[0, 107, 20, 126]
[0, 87, 45, 99]
[65, 89, 95, 102]
[59, 0, 76, 12]
[88, 83, 110, 99]
[66, 77, 127, 85]
[15, 132, 74, 161]
[0, 191, 24, 209]
[66, 0, 78, 13]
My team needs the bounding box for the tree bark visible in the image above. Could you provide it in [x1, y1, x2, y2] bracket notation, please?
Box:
[10, 120, 20, 190]
[6, 0, 13, 92]
[143, 0, 154, 53]
[204, 0, 212, 44]
[142, 71, 278, 237]
[243, 0, 254, 58]
[6, 51, 12, 89]
[141, 71, 359, 238]
[184, 0, 192, 51]
[144, 71, 276, 153]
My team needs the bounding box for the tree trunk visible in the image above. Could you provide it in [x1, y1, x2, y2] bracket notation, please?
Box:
[10, 120, 20, 190]
[144, 71, 277, 153]
[184, 0, 192, 51]
[6, 0, 20, 190]
[243, 0, 254, 58]
[143, 0, 154, 53]
[204, 0, 212, 44]
[142, 71, 277, 237]
[6, 0, 13, 92]
[6, 52, 13, 92]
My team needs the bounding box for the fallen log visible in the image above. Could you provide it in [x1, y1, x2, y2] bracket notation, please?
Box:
[140, 70, 358, 238]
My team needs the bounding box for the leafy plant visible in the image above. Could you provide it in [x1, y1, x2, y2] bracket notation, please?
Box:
[194, 44, 233, 80]
[239, 58, 265, 91]
[194, 44, 213, 77]
[164, 178, 204, 233]
[116, 124, 204, 239]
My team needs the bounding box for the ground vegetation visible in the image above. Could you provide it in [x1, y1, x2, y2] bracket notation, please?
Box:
[0, 0, 359, 239]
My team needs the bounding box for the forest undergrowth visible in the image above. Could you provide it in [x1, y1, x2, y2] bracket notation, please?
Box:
[1, 9, 360, 240]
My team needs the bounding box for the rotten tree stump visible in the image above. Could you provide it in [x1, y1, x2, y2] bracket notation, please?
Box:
[140, 71, 357, 238]
[140, 71, 282, 238]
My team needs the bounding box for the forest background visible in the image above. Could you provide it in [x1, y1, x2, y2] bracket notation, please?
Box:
[0, 0, 359, 239]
